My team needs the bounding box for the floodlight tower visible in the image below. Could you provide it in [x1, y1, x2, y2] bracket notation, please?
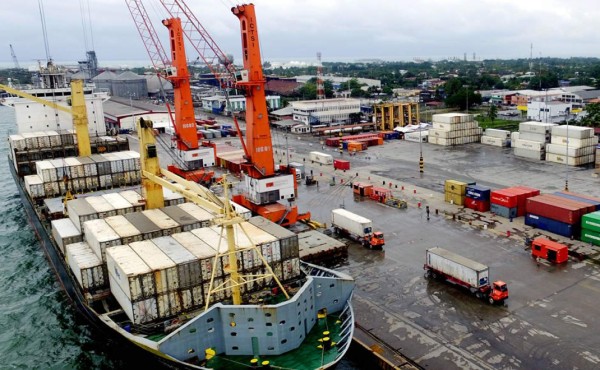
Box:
[316, 52, 325, 100]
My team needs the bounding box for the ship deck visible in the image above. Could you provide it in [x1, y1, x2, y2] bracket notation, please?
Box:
[205, 314, 346, 370]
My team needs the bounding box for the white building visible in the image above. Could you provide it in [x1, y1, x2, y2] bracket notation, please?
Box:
[200, 94, 281, 115]
[527, 101, 573, 123]
[13, 93, 107, 135]
[290, 98, 361, 125]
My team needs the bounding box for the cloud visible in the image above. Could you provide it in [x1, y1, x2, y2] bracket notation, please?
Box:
[1, 0, 598, 68]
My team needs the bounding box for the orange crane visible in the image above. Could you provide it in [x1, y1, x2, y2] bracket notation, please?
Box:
[125, 0, 215, 183]
[154, 1, 310, 226]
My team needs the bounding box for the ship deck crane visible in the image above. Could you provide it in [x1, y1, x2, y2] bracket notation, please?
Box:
[156, 1, 310, 226]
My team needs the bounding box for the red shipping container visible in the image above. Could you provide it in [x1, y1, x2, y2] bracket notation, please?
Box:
[531, 237, 568, 264]
[333, 159, 350, 170]
[526, 195, 586, 224]
[465, 197, 490, 212]
[543, 194, 596, 215]
[491, 188, 518, 208]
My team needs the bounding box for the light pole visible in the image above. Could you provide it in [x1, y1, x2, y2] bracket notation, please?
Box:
[565, 120, 569, 191]
[465, 85, 469, 114]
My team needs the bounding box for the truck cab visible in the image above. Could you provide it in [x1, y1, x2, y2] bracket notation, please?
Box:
[488, 280, 508, 304]
[367, 231, 385, 250]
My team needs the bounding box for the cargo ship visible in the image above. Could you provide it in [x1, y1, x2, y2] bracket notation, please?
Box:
[5, 75, 355, 369]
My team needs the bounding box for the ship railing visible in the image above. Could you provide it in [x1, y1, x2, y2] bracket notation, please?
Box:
[334, 300, 355, 354]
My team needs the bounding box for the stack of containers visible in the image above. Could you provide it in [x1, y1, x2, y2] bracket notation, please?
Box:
[428, 113, 483, 146]
[444, 180, 467, 206]
[546, 125, 598, 166]
[101, 193, 134, 215]
[66, 241, 108, 292]
[170, 231, 214, 309]
[582, 212, 600, 246]
[480, 129, 511, 147]
[105, 245, 158, 324]
[464, 184, 491, 212]
[249, 216, 301, 282]
[513, 122, 555, 160]
[151, 236, 203, 308]
[525, 194, 595, 238]
[553, 191, 600, 244]
[490, 186, 540, 218]
[105, 215, 143, 245]
[83, 218, 122, 262]
[51, 218, 83, 254]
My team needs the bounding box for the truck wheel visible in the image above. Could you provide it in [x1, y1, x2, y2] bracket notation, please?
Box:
[475, 292, 482, 299]
[424, 270, 432, 279]
[488, 297, 495, 305]
[432, 272, 438, 279]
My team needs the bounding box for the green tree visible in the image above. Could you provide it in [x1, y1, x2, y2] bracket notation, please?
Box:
[579, 103, 600, 127]
[488, 104, 498, 123]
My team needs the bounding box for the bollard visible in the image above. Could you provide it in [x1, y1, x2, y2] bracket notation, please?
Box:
[418, 202, 421, 208]
[368, 176, 371, 180]
[389, 183, 392, 188]
[435, 209, 439, 215]
[402, 186, 404, 190]
[383, 180, 386, 185]
[506, 230, 511, 237]
[320, 172, 322, 176]
[340, 178, 343, 184]
[395, 185, 398, 188]
[414, 189, 417, 194]
[356, 173, 358, 177]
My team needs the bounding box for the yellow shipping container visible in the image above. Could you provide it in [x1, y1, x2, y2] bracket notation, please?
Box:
[444, 192, 465, 206]
[444, 180, 467, 195]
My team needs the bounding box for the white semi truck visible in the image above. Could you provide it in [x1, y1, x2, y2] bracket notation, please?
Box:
[331, 208, 385, 249]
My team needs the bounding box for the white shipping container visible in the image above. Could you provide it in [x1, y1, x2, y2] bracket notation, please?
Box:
[106, 245, 156, 301]
[425, 247, 489, 289]
[545, 153, 595, 166]
[119, 190, 145, 212]
[109, 274, 158, 324]
[519, 121, 556, 134]
[86, 196, 117, 218]
[204, 278, 226, 302]
[64, 157, 84, 178]
[309, 151, 334, 165]
[514, 147, 545, 160]
[546, 143, 595, 157]
[66, 242, 106, 291]
[51, 218, 83, 254]
[229, 200, 252, 221]
[47, 131, 61, 147]
[432, 113, 474, 124]
[36, 160, 57, 182]
[177, 198, 219, 220]
[518, 132, 550, 143]
[156, 291, 182, 318]
[151, 236, 201, 289]
[142, 209, 182, 235]
[83, 219, 122, 261]
[130, 240, 178, 294]
[102, 152, 124, 173]
[551, 125, 594, 139]
[283, 258, 301, 281]
[171, 232, 215, 283]
[67, 198, 98, 232]
[9, 134, 26, 151]
[484, 129, 511, 139]
[550, 135, 598, 147]
[99, 174, 113, 188]
[513, 139, 546, 151]
[405, 131, 428, 143]
[160, 206, 202, 232]
[191, 228, 225, 277]
[104, 215, 143, 245]
[480, 136, 509, 147]
[24, 175, 45, 198]
[85, 176, 99, 190]
[102, 193, 134, 216]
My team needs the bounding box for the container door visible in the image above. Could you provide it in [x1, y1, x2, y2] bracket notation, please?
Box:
[547, 249, 557, 263]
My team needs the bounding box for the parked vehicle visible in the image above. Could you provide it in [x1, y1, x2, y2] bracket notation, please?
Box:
[424, 247, 508, 304]
[309, 151, 333, 165]
[331, 208, 385, 249]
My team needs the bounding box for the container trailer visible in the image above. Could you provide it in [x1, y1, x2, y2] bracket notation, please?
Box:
[424, 247, 508, 305]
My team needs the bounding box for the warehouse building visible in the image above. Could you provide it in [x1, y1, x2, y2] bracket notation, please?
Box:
[289, 98, 361, 126]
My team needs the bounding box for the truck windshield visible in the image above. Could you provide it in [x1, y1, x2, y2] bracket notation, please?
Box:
[364, 227, 372, 234]
[495, 284, 507, 291]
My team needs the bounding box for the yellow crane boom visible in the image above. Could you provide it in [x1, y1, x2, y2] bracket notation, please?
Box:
[0, 80, 91, 156]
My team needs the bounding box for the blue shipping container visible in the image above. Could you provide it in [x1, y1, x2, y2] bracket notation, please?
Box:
[525, 213, 579, 238]
[553, 192, 600, 211]
[491, 203, 517, 219]
[466, 185, 491, 201]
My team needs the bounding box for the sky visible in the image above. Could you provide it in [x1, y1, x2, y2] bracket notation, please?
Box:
[1, 0, 599, 69]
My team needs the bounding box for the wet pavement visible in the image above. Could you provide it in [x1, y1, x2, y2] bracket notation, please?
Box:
[272, 133, 600, 370]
